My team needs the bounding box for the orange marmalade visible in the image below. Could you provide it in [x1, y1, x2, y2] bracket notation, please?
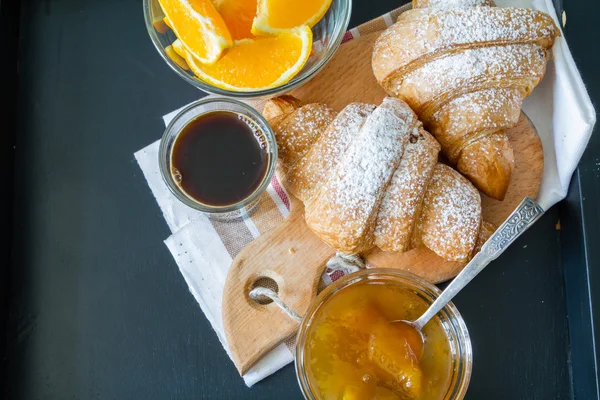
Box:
[302, 280, 453, 400]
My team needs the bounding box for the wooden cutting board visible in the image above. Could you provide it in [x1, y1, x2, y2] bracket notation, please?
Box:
[222, 31, 544, 375]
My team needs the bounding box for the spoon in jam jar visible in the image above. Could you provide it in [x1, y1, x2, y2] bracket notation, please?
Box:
[395, 197, 545, 352]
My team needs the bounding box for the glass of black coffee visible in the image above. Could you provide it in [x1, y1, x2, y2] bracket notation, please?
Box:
[159, 98, 277, 218]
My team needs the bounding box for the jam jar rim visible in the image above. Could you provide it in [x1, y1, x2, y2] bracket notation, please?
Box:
[294, 268, 473, 400]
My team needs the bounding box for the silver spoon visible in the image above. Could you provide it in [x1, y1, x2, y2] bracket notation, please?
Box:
[397, 197, 545, 350]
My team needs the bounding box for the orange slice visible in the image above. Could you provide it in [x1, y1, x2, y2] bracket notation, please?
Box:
[151, 0, 170, 33]
[158, 0, 233, 64]
[173, 26, 312, 92]
[153, 18, 170, 34]
[252, 0, 332, 35]
[212, 0, 257, 40]
[165, 44, 190, 70]
[172, 39, 189, 58]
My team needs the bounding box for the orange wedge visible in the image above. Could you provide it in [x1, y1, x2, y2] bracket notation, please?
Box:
[151, 0, 170, 33]
[172, 39, 189, 58]
[165, 44, 190, 70]
[173, 26, 312, 92]
[252, 0, 332, 35]
[153, 18, 170, 34]
[158, 0, 233, 64]
[212, 0, 257, 40]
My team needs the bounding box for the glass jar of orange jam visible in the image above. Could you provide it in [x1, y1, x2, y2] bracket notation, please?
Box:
[295, 269, 472, 400]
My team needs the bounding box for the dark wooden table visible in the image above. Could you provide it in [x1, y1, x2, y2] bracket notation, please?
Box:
[2, 0, 598, 398]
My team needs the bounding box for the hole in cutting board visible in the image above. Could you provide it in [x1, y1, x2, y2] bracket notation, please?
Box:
[250, 277, 279, 305]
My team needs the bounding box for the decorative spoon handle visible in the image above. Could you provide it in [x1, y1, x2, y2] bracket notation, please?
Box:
[413, 197, 545, 331]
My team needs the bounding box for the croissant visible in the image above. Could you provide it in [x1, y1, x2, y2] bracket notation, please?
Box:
[372, 6, 560, 200]
[265, 95, 490, 263]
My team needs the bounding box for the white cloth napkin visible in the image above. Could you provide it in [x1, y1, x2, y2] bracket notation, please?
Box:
[526, 0, 596, 208]
[136, 139, 295, 387]
[134, 0, 595, 387]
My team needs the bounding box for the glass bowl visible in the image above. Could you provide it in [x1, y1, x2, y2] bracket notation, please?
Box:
[159, 98, 277, 218]
[142, 0, 352, 98]
[295, 269, 473, 400]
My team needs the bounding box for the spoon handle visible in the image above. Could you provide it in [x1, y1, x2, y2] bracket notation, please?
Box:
[413, 197, 545, 331]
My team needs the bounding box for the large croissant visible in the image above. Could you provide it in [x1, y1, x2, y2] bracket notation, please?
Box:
[264, 95, 495, 263]
[372, 5, 560, 200]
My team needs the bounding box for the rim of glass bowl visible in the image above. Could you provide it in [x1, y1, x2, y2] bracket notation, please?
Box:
[295, 268, 473, 400]
[142, 0, 352, 99]
[158, 98, 278, 214]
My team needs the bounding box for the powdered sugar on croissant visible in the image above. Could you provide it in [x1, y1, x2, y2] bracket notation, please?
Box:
[264, 96, 485, 262]
[286, 103, 375, 204]
[372, 6, 559, 200]
[374, 128, 440, 253]
[413, 0, 495, 9]
[305, 98, 418, 253]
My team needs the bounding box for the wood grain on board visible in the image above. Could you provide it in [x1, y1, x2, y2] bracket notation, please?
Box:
[222, 196, 334, 375]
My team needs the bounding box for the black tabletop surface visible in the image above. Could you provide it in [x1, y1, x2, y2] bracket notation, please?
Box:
[2, 0, 599, 399]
